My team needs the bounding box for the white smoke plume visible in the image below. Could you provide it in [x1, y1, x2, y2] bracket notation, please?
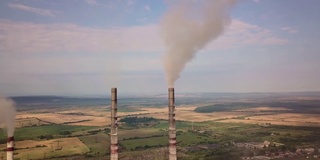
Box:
[0, 97, 16, 137]
[161, 0, 237, 87]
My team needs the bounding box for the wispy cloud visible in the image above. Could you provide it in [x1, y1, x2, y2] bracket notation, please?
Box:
[136, 17, 148, 22]
[127, 0, 135, 6]
[145, 5, 151, 12]
[0, 19, 162, 54]
[85, 0, 98, 6]
[0, 19, 286, 54]
[281, 27, 298, 34]
[208, 19, 288, 50]
[8, 3, 60, 17]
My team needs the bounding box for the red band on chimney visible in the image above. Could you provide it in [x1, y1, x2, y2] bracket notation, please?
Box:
[7, 137, 14, 143]
[111, 150, 118, 154]
[6, 147, 14, 151]
[110, 145, 118, 154]
[111, 147, 118, 150]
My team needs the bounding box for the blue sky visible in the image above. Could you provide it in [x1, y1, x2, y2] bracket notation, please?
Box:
[0, 0, 320, 96]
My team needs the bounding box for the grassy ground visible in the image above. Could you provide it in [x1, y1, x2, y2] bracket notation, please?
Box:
[121, 136, 168, 150]
[119, 128, 166, 140]
[79, 133, 110, 156]
[1, 120, 318, 159]
[1, 102, 320, 160]
[0, 137, 89, 160]
[15, 117, 51, 127]
[0, 125, 97, 143]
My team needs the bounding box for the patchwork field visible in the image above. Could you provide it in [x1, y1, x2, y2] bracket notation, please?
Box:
[1, 94, 320, 159]
[11, 104, 320, 128]
[218, 113, 320, 126]
[120, 106, 320, 127]
[0, 137, 89, 160]
[17, 112, 109, 127]
[79, 133, 110, 155]
[14, 107, 166, 127]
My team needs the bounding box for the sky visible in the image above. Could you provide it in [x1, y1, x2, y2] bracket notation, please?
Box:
[0, 0, 320, 96]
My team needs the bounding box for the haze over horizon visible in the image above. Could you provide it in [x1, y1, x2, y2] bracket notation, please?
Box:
[1, 0, 320, 96]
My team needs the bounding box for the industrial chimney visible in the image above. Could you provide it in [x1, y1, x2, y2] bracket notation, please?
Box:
[110, 88, 118, 160]
[168, 88, 177, 160]
[7, 136, 14, 160]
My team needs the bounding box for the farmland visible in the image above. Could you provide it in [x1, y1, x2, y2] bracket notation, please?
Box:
[0, 92, 320, 159]
[0, 137, 89, 160]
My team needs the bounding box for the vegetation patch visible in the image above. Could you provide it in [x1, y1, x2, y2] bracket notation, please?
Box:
[0, 125, 97, 143]
[120, 116, 159, 128]
[194, 103, 258, 113]
[194, 101, 320, 114]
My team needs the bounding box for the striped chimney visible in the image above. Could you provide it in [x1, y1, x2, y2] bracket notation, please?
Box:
[168, 88, 177, 160]
[7, 137, 14, 160]
[110, 88, 118, 160]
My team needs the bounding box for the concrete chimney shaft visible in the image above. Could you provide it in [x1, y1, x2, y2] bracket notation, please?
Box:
[7, 137, 14, 160]
[168, 88, 177, 160]
[110, 88, 118, 160]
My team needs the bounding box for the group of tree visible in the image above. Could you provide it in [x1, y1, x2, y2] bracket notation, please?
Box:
[119, 116, 158, 127]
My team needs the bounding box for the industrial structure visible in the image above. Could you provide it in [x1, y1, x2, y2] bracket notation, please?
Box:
[110, 88, 118, 160]
[7, 136, 14, 160]
[108, 87, 177, 160]
[168, 88, 177, 160]
[2, 87, 178, 160]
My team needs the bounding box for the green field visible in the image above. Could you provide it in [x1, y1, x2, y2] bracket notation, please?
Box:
[119, 128, 166, 140]
[79, 133, 110, 156]
[0, 125, 98, 143]
[121, 136, 168, 150]
[1, 116, 320, 159]
[119, 120, 320, 159]
[194, 101, 320, 114]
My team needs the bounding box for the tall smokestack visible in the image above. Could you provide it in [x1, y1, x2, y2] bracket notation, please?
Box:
[7, 136, 14, 160]
[168, 88, 176, 160]
[0, 97, 16, 160]
[110, 88, 118, 160]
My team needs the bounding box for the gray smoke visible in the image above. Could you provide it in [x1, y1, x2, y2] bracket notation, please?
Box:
[0, 97, 16, 137]
[161, 0, 237, 87]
